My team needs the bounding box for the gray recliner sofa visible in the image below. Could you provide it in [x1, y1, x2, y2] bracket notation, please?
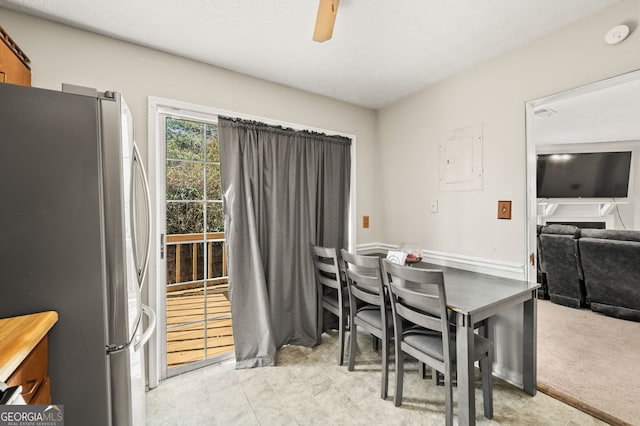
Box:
[579, 229, 640, 321]
[539, 225, 586, 308]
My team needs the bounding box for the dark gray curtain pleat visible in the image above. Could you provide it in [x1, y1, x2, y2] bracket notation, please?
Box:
[219, 117, 351, 368]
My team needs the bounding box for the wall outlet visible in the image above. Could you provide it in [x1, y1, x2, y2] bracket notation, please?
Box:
[429, 199, 438, 213]
[362, 215, 370, 228]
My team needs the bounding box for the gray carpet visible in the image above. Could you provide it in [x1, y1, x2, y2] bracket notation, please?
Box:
[537, 300, 640, 425]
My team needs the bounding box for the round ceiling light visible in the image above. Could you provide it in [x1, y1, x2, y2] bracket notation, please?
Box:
[604, 24, 630, 45]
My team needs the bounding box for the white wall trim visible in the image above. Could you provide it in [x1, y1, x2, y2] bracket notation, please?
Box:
[357, 242, 525, 280]
[421, 250, 525, 280]
[356, 242, 397, 254]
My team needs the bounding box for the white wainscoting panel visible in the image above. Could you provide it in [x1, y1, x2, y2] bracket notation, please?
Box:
[357, 243, 525, 280]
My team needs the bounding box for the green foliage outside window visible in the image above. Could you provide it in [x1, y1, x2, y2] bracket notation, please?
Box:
[166, 118, 224, 235]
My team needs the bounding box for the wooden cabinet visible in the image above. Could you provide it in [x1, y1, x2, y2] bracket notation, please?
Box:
[5, 337, 51, 404]
[0, 311, 57, 405]
[0, 26, 31, 86]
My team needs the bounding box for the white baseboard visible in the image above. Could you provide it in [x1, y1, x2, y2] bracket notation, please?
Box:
[357, 242, 525, 280]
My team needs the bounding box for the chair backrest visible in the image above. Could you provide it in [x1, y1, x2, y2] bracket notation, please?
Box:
[341, 249, 385, 308]
[381, 259, 450, 341]
[310, 244, 342, 291]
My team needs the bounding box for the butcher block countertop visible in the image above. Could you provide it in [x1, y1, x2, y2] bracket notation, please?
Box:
[0, 311, 58, 382]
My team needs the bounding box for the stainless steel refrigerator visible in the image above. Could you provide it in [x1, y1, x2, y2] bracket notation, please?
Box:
[0, 83, 156, 425]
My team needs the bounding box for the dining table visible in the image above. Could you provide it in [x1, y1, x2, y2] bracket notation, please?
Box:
[414, 261, 540, 425]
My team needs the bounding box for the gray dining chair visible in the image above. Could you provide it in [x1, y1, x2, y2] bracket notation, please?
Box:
[381, 259, 494, 425]
[341, 249, 392, 399]
[310, 244, 349, 366]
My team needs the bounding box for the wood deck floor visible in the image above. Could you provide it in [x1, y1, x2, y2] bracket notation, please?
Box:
[166, 283, 234, 369]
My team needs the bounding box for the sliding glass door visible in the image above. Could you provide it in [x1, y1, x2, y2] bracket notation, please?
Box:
[162, 115, 233, 375]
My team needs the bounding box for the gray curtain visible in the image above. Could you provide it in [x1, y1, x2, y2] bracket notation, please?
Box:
[218, 117, 351, 368]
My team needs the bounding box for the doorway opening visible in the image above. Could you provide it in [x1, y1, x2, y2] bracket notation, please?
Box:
[160, 114, 234, 377]
[525, 69, 640, 425]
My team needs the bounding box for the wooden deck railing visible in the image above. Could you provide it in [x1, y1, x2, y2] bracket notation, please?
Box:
[165, 232, 233, 369]
[165, 232, 227, 284]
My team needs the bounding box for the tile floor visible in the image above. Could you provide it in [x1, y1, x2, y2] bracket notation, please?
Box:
[146, 331, 605, 425]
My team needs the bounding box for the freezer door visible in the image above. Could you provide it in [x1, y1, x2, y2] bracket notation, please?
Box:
[100, 92, 137, 426]
[100, 91, 133, 351]
[102, 94, 155, 426]
[0, 84, 111, 426]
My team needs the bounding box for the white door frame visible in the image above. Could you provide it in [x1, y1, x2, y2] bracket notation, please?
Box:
[147, 96, 358, 386]
[524, 69, 640, 281]
[524, 101, 538, 282]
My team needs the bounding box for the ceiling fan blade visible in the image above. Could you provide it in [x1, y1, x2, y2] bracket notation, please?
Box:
[313, 0, 339, 43]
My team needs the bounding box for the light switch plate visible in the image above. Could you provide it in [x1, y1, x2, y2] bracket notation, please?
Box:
[498, 200, 512, 220]
[429, 199, 438, 213]
[362, 215, 369, 228]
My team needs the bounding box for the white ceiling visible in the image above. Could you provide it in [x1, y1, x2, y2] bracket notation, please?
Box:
[533, 72, 640, 145]
[0, 0, 620, 109]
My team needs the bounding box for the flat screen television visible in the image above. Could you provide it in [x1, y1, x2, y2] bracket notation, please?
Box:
[537, 151, 632, 198]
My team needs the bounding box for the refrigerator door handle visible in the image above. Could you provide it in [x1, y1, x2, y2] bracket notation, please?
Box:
[106, 304, 156, 354]
[106, 310, 143, 354]
[134, 304, 157, 352]
[131, 141, 152, 290]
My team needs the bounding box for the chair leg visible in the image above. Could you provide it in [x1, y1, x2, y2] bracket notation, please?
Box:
[418, 361, 442, 385]
[347, 321, 357, 371]
[381, 329, 389, 400]
[444, 369, 453, 426]
[372, 335, 379, 352]
[338, 312, 345, 366]
[477, 320, 489, 376]
[432, 369, 443, 386]
[481, 354, 494, 419]
[394, 341, 404, 406]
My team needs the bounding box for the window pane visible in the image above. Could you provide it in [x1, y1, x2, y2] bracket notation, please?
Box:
[206, 202, 224, 233]
[167, 242, 205, 284]
[166, 118, 204, 161]
[206, 125, 220, 163]
[166, 202, 204, 235]
[206, 163, 222, 201]
[205, 316, 233, 360]
[166, 320, 206, 369]
[207, 241, 226, 279]
[166, 245, 177, 285]
[167, 161, 203, 201]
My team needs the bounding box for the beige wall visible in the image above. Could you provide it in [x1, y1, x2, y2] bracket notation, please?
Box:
[3, 2, 640, 383]
[0, 7, 380, 246]
[378, 0, 640, 269]
[376, 1, 640, 381]
[5, 2, 638, 266]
